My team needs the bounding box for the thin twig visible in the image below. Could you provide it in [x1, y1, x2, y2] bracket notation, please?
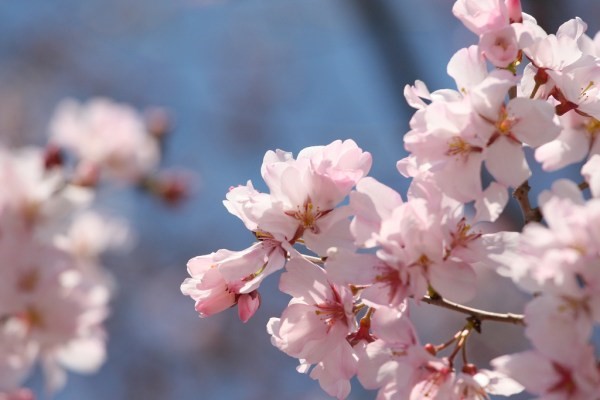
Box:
[513, 181, 542, 224]
[301, 254, 326, 264]
[420, 295, 525, 326]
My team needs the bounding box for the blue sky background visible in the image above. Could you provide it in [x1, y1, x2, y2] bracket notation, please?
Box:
[0, 1, 598, 399]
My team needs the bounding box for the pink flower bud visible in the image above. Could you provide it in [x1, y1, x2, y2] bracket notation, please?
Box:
[506, 0, 522, 23]
[43, 144, 63, 171]
[237, 291, 261, 323]
[424, 343, 437, 355]
[462, 363, 478, 375]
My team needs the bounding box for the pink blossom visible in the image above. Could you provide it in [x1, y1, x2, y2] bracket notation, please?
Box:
[0, 321, 37, 394]
[479, 25, 519, 67]
[0, 231, 74, 317]
[447, 46, 488, 95]
[339, 178, 487, 304]
[501, 194, 600, 293]
[180, 248, 269, 322]
[492, 347, 600, 399]
[356, 306, 419, 398]
[267, 254, 355, 365]
[261, 139, 371, 213]
[55, 211, 131, 262]
[49, 98, 160, 183]
[221, 140, 370, 257]
[326, 248, 427, 309]
[257, 140, 371, 254]
[404, 80, 434, 110]
[181, 252, 237, 317]
[0, 147, 92, 233]
[0, 231, 108, 393]
[452, 0, 509, 35]
[0, 389, 35, 400]
[535, 111, 600, 171]
[399, 66, 517, 221]
[307, 343, 357, 399]
[471, 70, 560, 188]
[548, 65, 600, 119]
[515, 17, 588, 100]
[452, 369, 524, 399]
[223, 181, 272, 232]
[582, 154, 600, 197]
[213, 240, 286, 294]
[505, 0, 522, 23]
[524, 294, 598, 363]
[399, 98, 486, 206]
[349, 177, 403, 248]
[377, 198, 478, 303]
[236, 291, 261, 323]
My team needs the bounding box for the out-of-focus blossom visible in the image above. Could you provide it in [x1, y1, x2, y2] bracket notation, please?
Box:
[49, 98, 160, 184]
[0, 230, 108, 393]
[181, 248, 269, 322]
[0, 388, 35, 400]
[0, 147, 92, 233]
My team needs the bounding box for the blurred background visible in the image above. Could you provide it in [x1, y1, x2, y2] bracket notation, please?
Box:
[1, 0, 599, 399]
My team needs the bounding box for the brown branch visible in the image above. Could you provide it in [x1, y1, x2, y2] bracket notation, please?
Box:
[513, 181, 542, 224]
[301, 254, 326, 264]
[420, 295, 525, 326]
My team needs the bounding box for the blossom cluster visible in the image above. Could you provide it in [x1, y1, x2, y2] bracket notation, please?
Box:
[182, 0, 600, 398]
[0, 98, 183, 398]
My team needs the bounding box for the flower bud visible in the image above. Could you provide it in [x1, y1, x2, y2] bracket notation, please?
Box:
[506, 0, 522, 23]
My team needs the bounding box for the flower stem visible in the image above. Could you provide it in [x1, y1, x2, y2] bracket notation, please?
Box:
[301, 254, 326, 264]
[513, 180, 542, 224]
[420, 295, 525, 327]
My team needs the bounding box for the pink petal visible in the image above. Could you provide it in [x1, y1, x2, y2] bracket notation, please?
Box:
[485, 136, 530, 188]
[237, 291, 261, 323]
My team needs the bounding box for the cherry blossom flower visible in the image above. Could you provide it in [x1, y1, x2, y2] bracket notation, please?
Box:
[179, 2, 600, 399]
[0, 147, 92, 234]
[493, 346, 600, 399]
[0, 321, 37, 395]
[479, 25, 519, 68]
[505, 0, 522, 23]
[267, 253, 356, 365]
[0, 389, 35, 400]
[582, 154, 600, 197]
[0, 230, 108, 393]
[49, 98, 160, 183]
[258, 139, 371, 254]
[535, 110, 600, 171]
[548, 64, 600, 118]
[452, 0, 509, 36]
[305, 342, 358, 399]
[471, 70, 560, 188]
[181, 249, 267, 322]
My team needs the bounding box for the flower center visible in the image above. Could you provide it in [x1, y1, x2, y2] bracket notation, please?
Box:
[314, 285, 348, 332]
[447, 218, 481, 256]
[17, 269, 39, 293]
[284, 198, 332, 242]
[495, 106, 515, 135]
[446, 137, 482, 157]
[548, 363, 576, 395]
[20, 306, 45, 330]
